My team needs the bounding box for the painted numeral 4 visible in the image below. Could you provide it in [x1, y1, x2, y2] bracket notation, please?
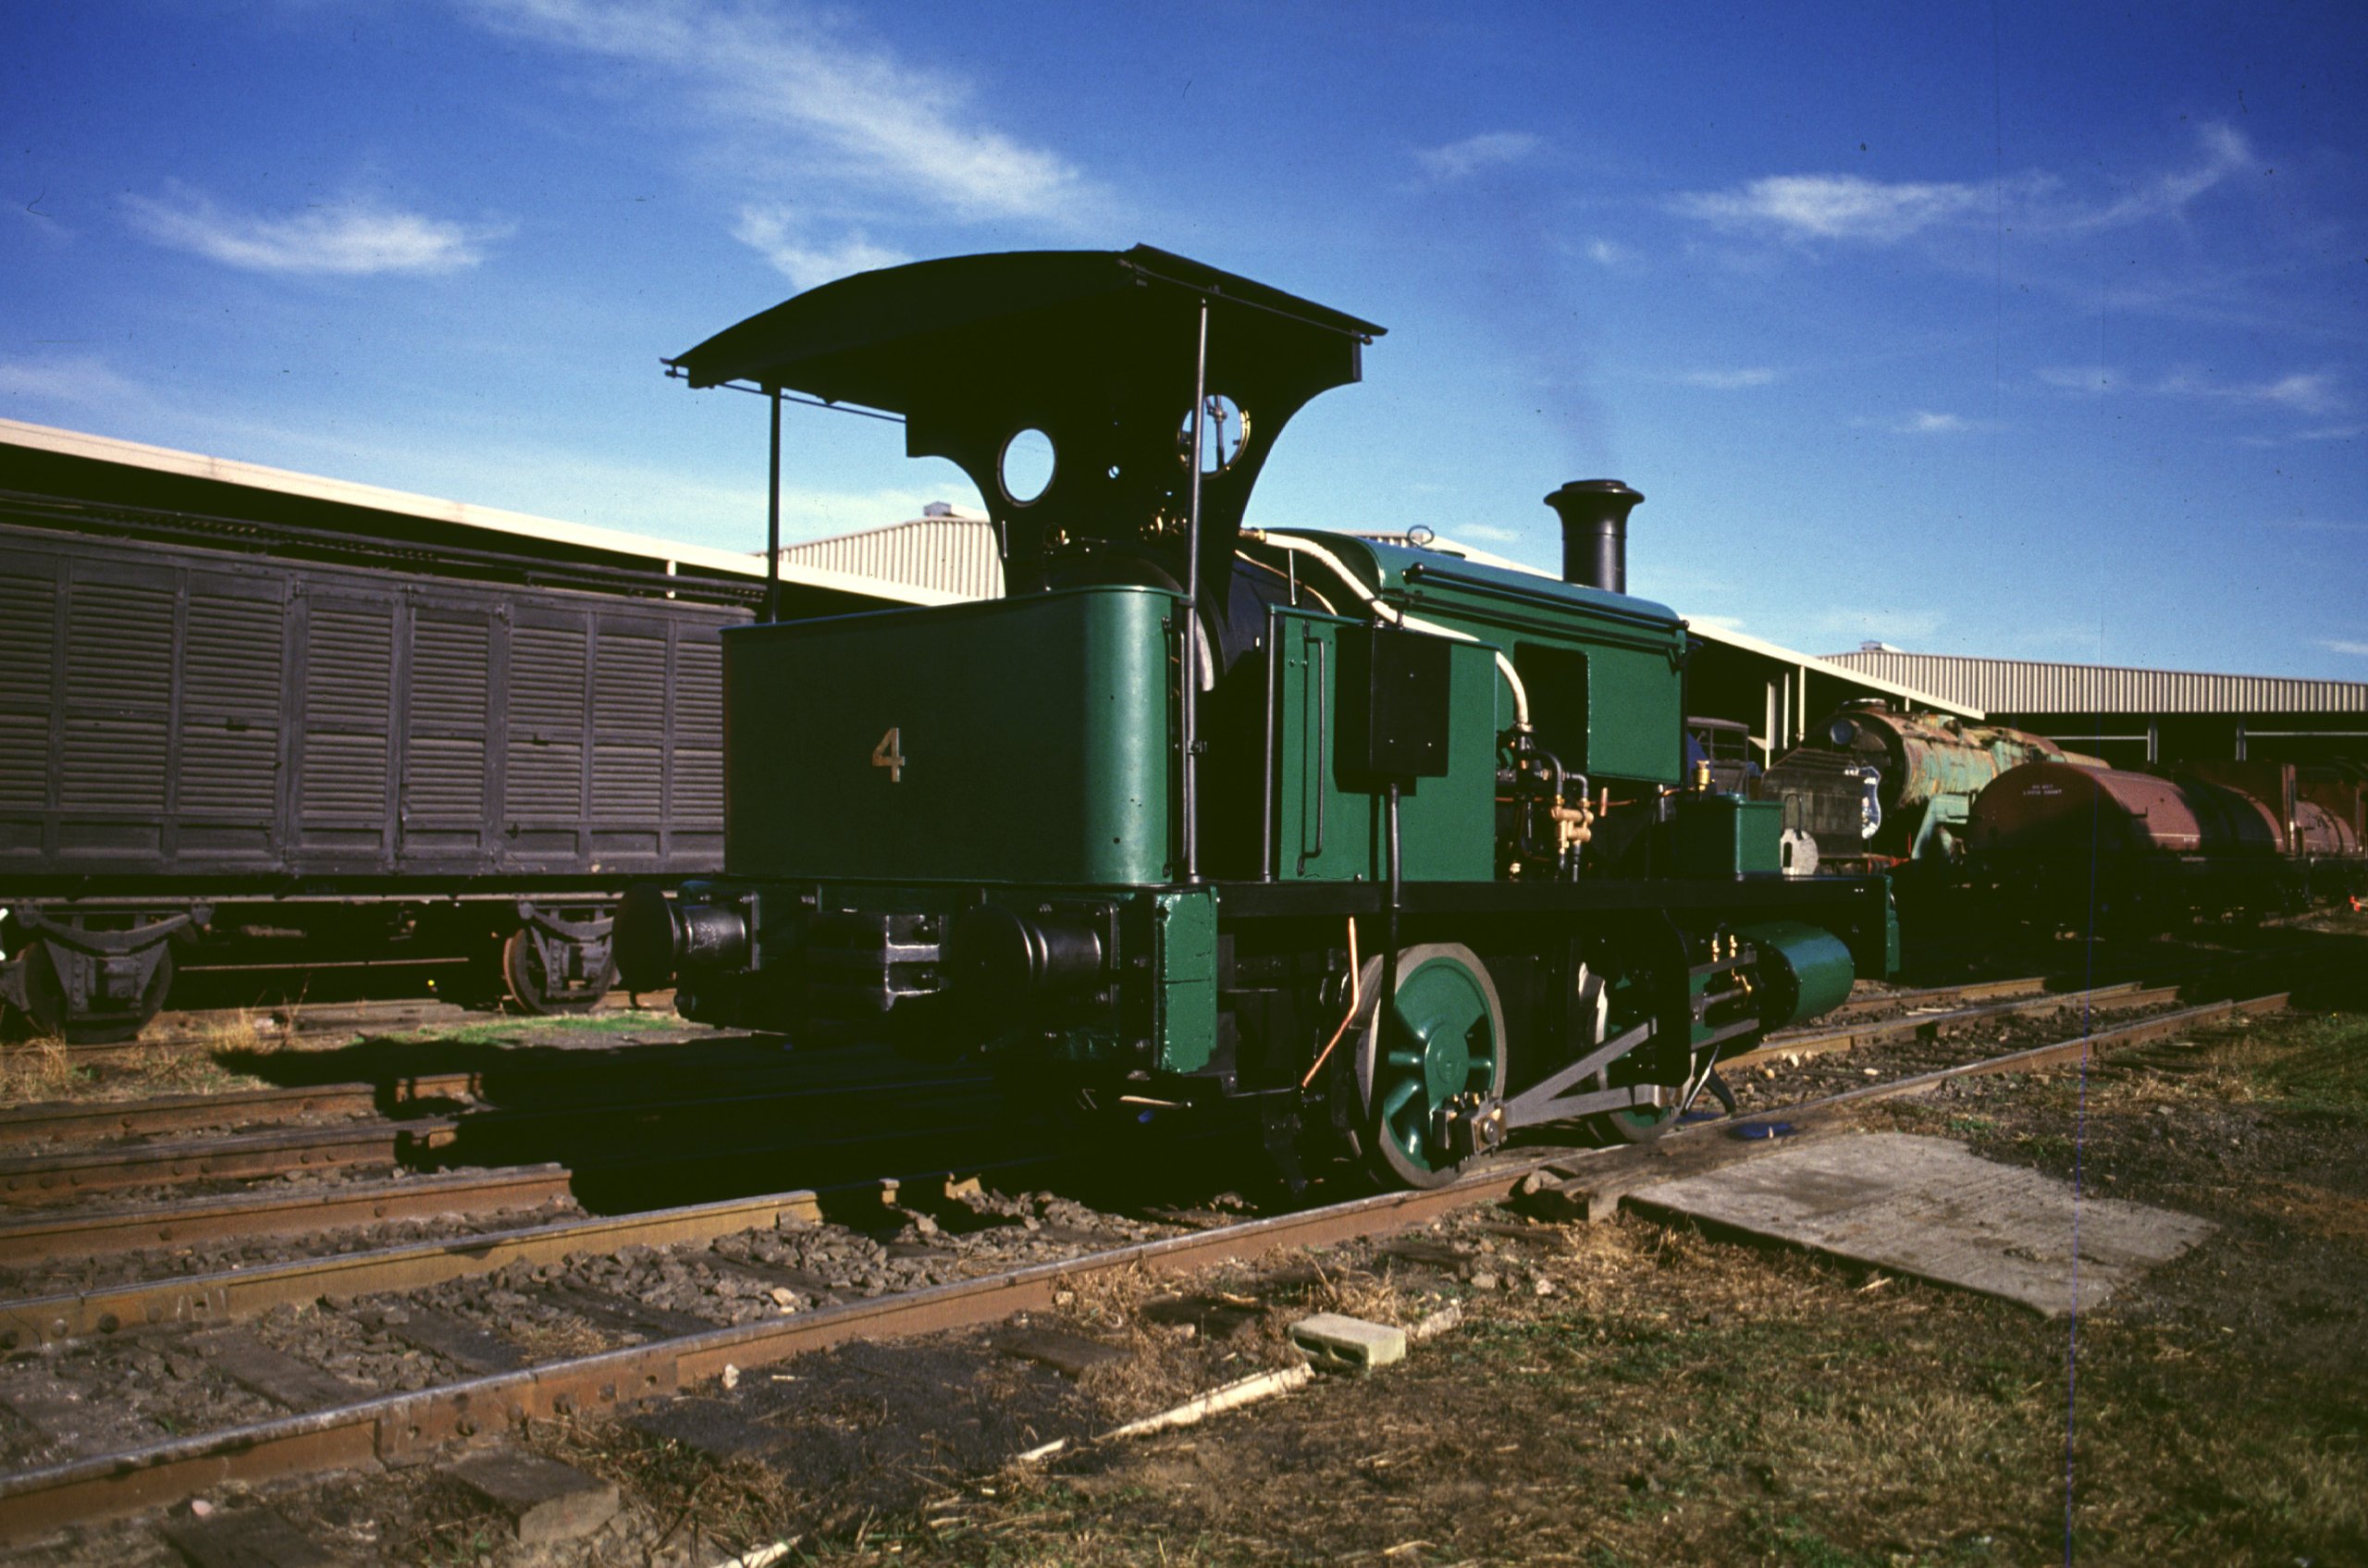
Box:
[870, 726, 905, 784]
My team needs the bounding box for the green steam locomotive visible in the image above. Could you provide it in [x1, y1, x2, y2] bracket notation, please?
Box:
[616, 247, 1895, 1188]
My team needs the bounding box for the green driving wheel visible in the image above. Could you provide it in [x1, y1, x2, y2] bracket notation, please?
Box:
[1353, 943, 1507, 1189]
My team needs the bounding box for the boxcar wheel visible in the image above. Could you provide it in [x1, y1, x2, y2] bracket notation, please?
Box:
[501, 931, 612, 1016]
[20, 939, 174, 1045]
[1351, 943, 1507, 1190]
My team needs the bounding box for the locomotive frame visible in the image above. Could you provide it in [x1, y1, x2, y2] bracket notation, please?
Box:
[618, 246, 1898, 1188]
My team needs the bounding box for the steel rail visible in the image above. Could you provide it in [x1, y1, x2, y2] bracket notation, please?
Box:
[0, 1165, 574, 1267]
[0, 1078, 475, 1149]
[1822, 973, 2052, 1021]
[0, 1188, 831, 1352]
[0, 1061, 992, 1154]
[0, 1154, 1560, 1542]
[0, 989, 2295, 1542]
[1731, 980, 2177, 1070]
[0, 1120, 454, 1205]
[1532, 991, 2294, 1216]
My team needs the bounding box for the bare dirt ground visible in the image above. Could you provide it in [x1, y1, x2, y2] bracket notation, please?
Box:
[6, 918, 2362, 1566]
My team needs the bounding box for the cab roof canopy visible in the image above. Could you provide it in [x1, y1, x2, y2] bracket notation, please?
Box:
[669, 246, 1384, 595]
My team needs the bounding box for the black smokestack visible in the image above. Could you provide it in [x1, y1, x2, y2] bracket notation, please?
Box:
[1544, 479, 1645, 595]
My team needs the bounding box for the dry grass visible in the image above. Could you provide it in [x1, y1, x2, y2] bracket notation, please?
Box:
[0, 1013, 284, 1108]
[768, 1006, 2368, 1568]
[0, 1035, 86, 1102]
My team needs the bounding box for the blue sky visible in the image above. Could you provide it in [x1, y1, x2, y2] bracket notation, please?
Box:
[6, 1, 2363, 677]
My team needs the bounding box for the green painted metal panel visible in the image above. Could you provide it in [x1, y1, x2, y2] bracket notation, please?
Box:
[1264, 532, 1686, 786]
[1670, 795, 1783, 876]
[1267, 612, 1498, 883]
[723, 588, 1174, 884]
[1153, 887, 1218, 1072]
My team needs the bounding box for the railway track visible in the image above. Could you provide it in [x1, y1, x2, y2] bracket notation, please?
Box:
[0, 981, 2297, 1546]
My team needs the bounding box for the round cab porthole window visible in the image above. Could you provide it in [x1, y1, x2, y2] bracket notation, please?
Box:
[1178, 393, 1247, 475]
[999, 427, 1056, 504]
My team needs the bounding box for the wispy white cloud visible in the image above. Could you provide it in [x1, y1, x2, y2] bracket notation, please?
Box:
[1812, 607, 1944, 642]
[1676, 173, 1988, 243]
[1854, 410, 1984, 436]
[1674, 124, 2252, 245]
[0, 353, 159, 413]
[2321, 639, 2368, 657]
[1582, 239, 1624, 267]
[2062, 122, 2251, 232]
[1456, 523, 1522, 543]
[123, 184, 503, 275]
[2044, 362, 2349, 430]
[732, 205, 906, 289]
[1678, 367, 1776, 389]
[2156, 367, 2342, 416]
[1414, 131, 1543, 182]
[464, 0, 1092, 226]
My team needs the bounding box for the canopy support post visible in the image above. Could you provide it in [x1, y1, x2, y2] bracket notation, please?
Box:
[766, 385, 783, 623]
[1181, 297, 1209, 883]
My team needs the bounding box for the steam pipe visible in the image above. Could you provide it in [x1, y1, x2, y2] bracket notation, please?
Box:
[1247, 531, 1533, 730]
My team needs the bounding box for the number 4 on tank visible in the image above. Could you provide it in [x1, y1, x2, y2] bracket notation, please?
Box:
[870, 726, 905, 783]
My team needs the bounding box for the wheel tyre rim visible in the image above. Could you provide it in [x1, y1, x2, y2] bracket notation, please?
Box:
[1356, 944, 1505, 1188]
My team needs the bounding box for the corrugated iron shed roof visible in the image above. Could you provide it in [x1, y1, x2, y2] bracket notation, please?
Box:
[774, 510, 1004, 599]
[1821, 649, 2368, 715]
[0, 416, 958, 607]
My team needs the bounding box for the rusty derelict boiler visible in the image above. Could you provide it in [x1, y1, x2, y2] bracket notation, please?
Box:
[617, 247, 1897, 1189]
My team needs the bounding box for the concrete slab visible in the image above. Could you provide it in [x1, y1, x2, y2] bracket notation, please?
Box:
[1622, 1131, 2214, 1317]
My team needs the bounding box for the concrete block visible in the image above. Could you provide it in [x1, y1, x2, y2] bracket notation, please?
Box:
[1289, 1313, 1406, 1373]
[448, 1450, 620, 1546]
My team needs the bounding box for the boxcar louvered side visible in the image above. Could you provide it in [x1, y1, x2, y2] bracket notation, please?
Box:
[0, 520, 746, 1039]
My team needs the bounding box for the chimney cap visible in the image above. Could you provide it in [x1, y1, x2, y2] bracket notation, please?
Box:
[1544, 478, 1644, 506]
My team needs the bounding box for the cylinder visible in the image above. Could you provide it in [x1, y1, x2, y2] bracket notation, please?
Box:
[1735, 920, 1857, 1031]
[614, 885, 749, 991]
[1543, 479, 1645, 595]
[945, 904, 1105, 1009]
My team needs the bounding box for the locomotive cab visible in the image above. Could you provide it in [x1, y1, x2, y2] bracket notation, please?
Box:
[618, 246, 1896, 1189]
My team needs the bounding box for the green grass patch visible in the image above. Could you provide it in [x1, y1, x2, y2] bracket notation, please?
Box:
[2243, 1012, 2368, 1122]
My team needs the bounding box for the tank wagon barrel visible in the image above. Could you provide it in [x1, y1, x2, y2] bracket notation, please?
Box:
[616, 245, 1899, 1189]
[1967, 758, 2368, 927]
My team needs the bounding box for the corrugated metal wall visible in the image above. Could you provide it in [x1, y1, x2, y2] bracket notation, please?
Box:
[1822, 651, 2368, 715]
[775, 515, 1003, 601]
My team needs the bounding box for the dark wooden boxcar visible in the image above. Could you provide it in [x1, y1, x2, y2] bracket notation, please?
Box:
[0, 494, 751, 1039]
